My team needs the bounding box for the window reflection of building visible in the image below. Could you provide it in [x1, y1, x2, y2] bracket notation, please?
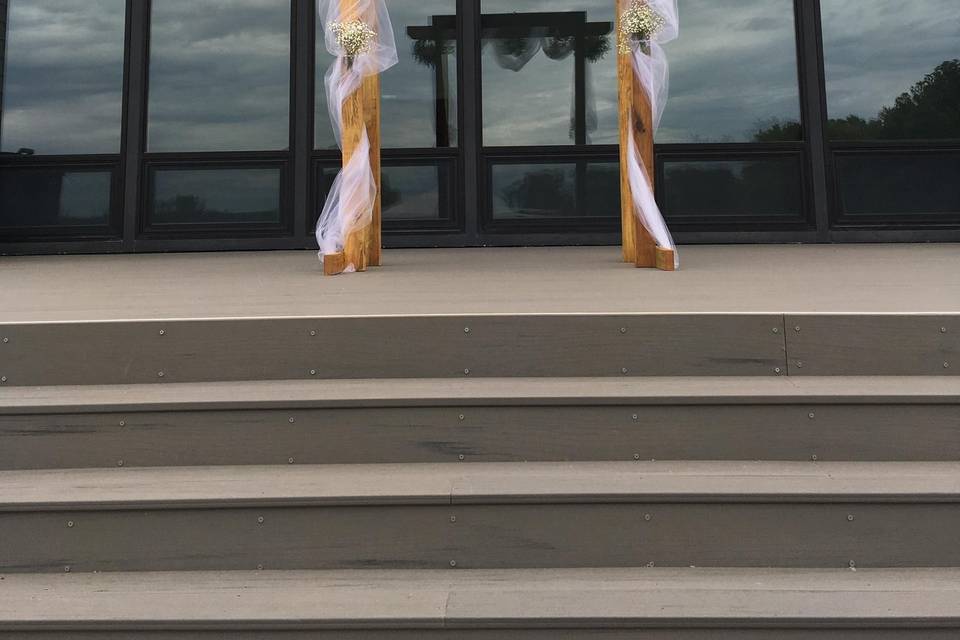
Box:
[409, 11, 611, 146]
[0, 0, 8, 149]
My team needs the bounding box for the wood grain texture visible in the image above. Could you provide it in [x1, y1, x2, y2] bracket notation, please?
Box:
[364, 72, 382, 267]
[3, 403, 960, 470]
[786, 315, 959, 375]
[2, 569, 960, 635]
[0, 314, 787, 386]
[616, 0, 638, 264]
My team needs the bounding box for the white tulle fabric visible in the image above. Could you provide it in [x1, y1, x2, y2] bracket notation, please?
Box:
[625, 0, 679, 268]
[316, 0, 398, 267]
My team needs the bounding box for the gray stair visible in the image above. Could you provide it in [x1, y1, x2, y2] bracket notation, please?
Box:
[2, 377, 959, 469]
[1, 311, 958, 635]
[2, 461, 960, 573]
[2, 568, 960, 637]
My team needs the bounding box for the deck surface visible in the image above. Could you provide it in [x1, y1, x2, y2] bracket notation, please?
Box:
[2, 245, 958, 322]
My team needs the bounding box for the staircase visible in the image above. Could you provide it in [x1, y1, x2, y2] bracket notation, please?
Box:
[1, 312, 958, 637]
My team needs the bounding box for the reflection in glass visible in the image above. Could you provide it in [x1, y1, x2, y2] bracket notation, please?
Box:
[836, 155, 960, 217]
[148, 0, 291, 152]
[663, 159, 803, 220]
[316, 1, 458, 150]
[318, 163, 449, 222]
[150, 168, 281, 225]
[0, 0, 126, 155]
[821, 0, 960, 141]
[659, 0, 801, 143]
[0, 168, 112, 228]
[481, 1, 615, 146]
[491, 161, 619, 219]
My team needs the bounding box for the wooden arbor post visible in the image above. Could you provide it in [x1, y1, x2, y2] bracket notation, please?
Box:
[325, 0, 384, 276]
[616, 0, 675, 271]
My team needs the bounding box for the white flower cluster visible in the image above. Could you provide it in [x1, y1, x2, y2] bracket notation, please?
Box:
[618, 0, 666, 54]
[330, 19, 377, 58]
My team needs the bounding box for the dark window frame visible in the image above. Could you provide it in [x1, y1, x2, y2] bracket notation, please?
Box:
[2, 0, 959, 255]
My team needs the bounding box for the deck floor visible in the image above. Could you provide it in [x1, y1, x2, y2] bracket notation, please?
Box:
[2, 245, 958, 322]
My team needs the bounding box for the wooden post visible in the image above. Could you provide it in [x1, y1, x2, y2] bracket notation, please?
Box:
[326, 0, 381, 275]
[617, 0, 675, 271]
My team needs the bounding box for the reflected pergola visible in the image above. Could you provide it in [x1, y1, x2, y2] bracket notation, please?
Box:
[408, 11, 612, 147]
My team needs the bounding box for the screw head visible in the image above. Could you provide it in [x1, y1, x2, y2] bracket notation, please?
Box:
[774, 367, 782, 374]
[621, 367, 629, 375]
[464, 327, 471, 334]
[64, 566, 71, 573]
[159, 329, 166, 336]
[1, 376, 7, 383]
[449, 560, 457, 568]
[772, 327, 780, 334]
[463, 368, 471, 375]
[794, 326, 801, 333]
[644, 513, 652, 521]
[459, 414, 465, 421]
[119, 420, 126, 427]
[944, 362, 950, 369]
[811, 454, 819, 461]
[646, 562, 655, 568]
[847, 514, 855, 522]
[67, 521, 75, 528]
[619, 327, 627, 334]
[288, 457, 295, 464]
[808, 412, 815, 419]
[257, 516, 265, 524]
[450, 516, 457, 523]
[310, 330, 317, 336]
[288, 417, 295, 424]
[257, 564, 264, 571]
[310, 369, 317, 376]
[633, 453, 640, 460]
[157, 371, 165, 378]
[941, 327, 948, 334]
[849, 560, 856, 569]
[632, 414, 639, 420]
[117, 460, 125, 467]
[796, 361, 804, 368]
[2, 337, 8, 343]
[458, 454, 465, 461]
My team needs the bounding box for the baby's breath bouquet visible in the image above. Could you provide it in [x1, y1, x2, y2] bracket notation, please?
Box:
[330, 18, 377, 62]
[618, 0, 666, 54]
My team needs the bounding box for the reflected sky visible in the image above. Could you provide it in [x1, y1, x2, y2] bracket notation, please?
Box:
[3, 0, 956, 156]
[821, 0, 959, 123]
[0, 0, 125, 155]
[148, 0, 291, 152]
[316, 0, 458, 150]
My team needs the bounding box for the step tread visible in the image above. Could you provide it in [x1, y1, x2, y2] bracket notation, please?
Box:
[3, 376, 959, 413]
[2, 568, 960, 629]
[3, 461, 960, 510]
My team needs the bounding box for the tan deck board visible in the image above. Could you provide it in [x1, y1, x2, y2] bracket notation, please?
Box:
[2, 568, 960, 627]
[2, 245, 958, 322]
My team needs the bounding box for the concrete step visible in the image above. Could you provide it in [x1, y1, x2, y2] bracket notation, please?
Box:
[2, 377, 959, 469]
[2, 568, 959, 637]
[2, 461, 959, 573]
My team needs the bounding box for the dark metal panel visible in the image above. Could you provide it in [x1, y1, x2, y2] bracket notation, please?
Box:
[120, 0, 148, 249]
[3, 404, 960, 470]
[4, 631, 960, 639]
[785, 315, 959, 375]
[0, 315, 786, 386]
[3, 502, 960, 573]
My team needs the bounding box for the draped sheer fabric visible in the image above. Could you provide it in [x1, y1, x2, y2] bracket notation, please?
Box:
[626, 0, 679, 267]
[316, 0, 398, 268]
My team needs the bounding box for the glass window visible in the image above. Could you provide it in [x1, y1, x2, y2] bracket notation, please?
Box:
[662, 158, 804, 221]
[658, 0, 801, 143]
[481, 1, 617, 146]
[0, 0, 126, 155]
[149, 167, 282, 225]
[491, 161, 619, 220]
[0, 167, 113, 228]
[318, 162, 452, 223]
[835, 154, 960, 218]
[316, 1, 458, 150]
[147, 0, 291, 153]
[821, 0, 960, 141]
